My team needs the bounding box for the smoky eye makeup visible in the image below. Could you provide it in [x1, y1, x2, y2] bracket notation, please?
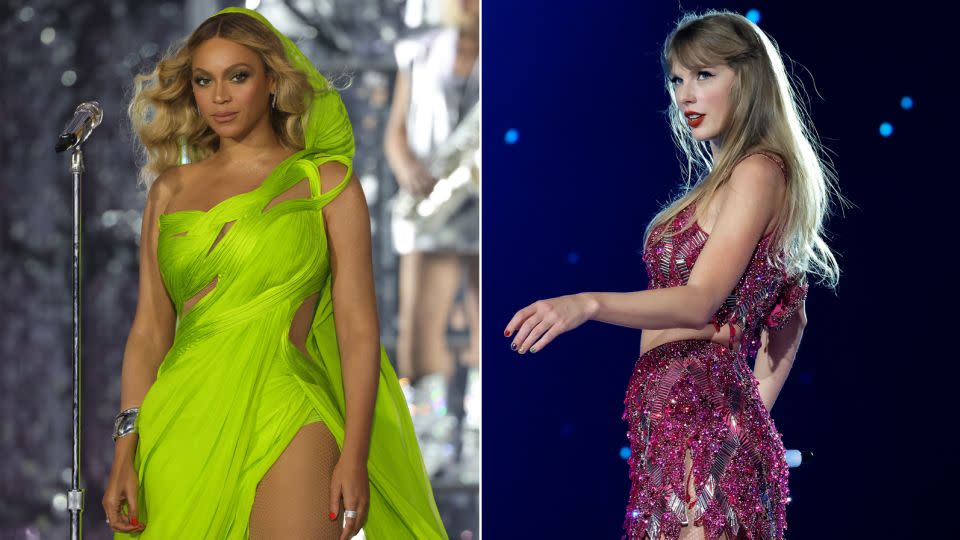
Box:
[193, 70, 251, 86]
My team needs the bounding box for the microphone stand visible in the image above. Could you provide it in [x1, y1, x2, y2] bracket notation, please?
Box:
[66, 146, 84, 540]
[56, 100, 101, 540]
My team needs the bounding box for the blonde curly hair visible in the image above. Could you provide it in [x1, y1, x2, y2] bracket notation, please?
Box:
[127, 12, 334, 190]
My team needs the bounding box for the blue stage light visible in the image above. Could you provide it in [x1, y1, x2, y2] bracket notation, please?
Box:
[785, 449, 802, 467]
[567, 251, 580, 264]
[900, 96, 914, 110]
[505, 128, 519, 144]
[620, 446, 631, 460]
[746, 9, 761, 24]
[879, 122, 893, 137]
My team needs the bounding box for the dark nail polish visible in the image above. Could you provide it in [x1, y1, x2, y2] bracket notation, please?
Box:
[530, 347, 538, 353]
[510, 342, 518, 351]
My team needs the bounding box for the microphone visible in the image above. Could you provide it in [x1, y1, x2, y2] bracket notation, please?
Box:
[785, 449, 814, 468]
[56, 101, 103, 152]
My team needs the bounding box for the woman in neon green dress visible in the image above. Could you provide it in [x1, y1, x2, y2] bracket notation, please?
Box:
[102, 7, 447, 539]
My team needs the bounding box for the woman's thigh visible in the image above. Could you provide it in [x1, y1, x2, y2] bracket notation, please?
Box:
[664, 451, 744, 540]
[415, 253, 463, 322]
[249, 421, 342, 540]
[399, 252, 466, 328]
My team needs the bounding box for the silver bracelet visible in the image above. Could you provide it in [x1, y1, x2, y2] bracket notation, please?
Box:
[113, 407, 140, 441]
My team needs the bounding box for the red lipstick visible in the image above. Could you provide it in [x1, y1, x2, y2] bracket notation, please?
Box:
[684, 111, 705, 128]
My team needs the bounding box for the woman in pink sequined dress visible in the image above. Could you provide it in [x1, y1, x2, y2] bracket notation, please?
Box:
[504, 10, 844, 540]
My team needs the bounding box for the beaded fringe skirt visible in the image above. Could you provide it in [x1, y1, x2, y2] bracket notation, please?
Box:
[621, 339, 789, 540]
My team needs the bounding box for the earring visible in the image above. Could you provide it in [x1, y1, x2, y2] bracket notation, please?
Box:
[271, 93, 277, 110]
[196, 103, 201, 115]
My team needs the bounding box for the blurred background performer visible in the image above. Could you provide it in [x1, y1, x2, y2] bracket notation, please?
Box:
[385, 0, 480, 481]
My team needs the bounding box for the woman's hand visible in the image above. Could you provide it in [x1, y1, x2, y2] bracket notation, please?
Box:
[102, 453, 146, 534]
[504, 293, 597, 353]
[329, 453, 370, 539]
[398, 159, 436, 197]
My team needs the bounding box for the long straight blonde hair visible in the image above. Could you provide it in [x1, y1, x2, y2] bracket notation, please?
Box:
[644, 9, 847, 289]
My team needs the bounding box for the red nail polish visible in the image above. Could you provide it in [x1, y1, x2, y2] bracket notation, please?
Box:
[328, 511, 337, 521]
[504, 329, 511, 337]
[130, 517, 139, 526]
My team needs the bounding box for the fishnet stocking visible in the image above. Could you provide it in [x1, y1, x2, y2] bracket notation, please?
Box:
[249, 421, 342, 539]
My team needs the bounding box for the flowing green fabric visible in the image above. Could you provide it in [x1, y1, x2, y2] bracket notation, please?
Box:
[115, 149, 446, 540]
[116, 7, 446, 540]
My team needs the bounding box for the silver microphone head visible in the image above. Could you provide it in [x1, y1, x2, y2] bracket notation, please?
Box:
[56, 101, 103, 152]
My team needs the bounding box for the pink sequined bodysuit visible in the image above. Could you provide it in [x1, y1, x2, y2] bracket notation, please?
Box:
[622, 152, 808, 540]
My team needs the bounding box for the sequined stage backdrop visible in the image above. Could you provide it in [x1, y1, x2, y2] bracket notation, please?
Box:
[483, 1, 955, 539]
[0, 0, 477, 538]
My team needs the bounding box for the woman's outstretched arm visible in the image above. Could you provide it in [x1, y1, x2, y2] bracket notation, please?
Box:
[505, 154, 786, 353]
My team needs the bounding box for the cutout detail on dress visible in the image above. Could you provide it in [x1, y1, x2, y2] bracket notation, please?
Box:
[262, 178, 312, 214]
[288, 291, 320, 359]
[207, 220, 236, 256]
[183, 275, 218, 316]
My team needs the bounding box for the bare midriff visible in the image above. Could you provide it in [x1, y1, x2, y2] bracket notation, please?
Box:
[639, 321, 741, 357]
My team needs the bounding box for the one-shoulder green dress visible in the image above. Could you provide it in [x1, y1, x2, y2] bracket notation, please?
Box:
[115, 149, 447, 539]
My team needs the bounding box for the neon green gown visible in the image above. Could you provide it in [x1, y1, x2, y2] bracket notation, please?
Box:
[115, 149, 447, 539]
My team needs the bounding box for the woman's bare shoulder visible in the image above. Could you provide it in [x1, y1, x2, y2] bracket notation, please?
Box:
[148, 163, 203, 211]
[152, 161, 207, 197]
[738, 148, 787, 178]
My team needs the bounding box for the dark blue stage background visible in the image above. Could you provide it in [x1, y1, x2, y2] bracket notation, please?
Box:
[483, 2, 955, 538]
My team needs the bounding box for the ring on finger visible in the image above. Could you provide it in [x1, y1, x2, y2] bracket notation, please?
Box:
[344, 509, 358, 519]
